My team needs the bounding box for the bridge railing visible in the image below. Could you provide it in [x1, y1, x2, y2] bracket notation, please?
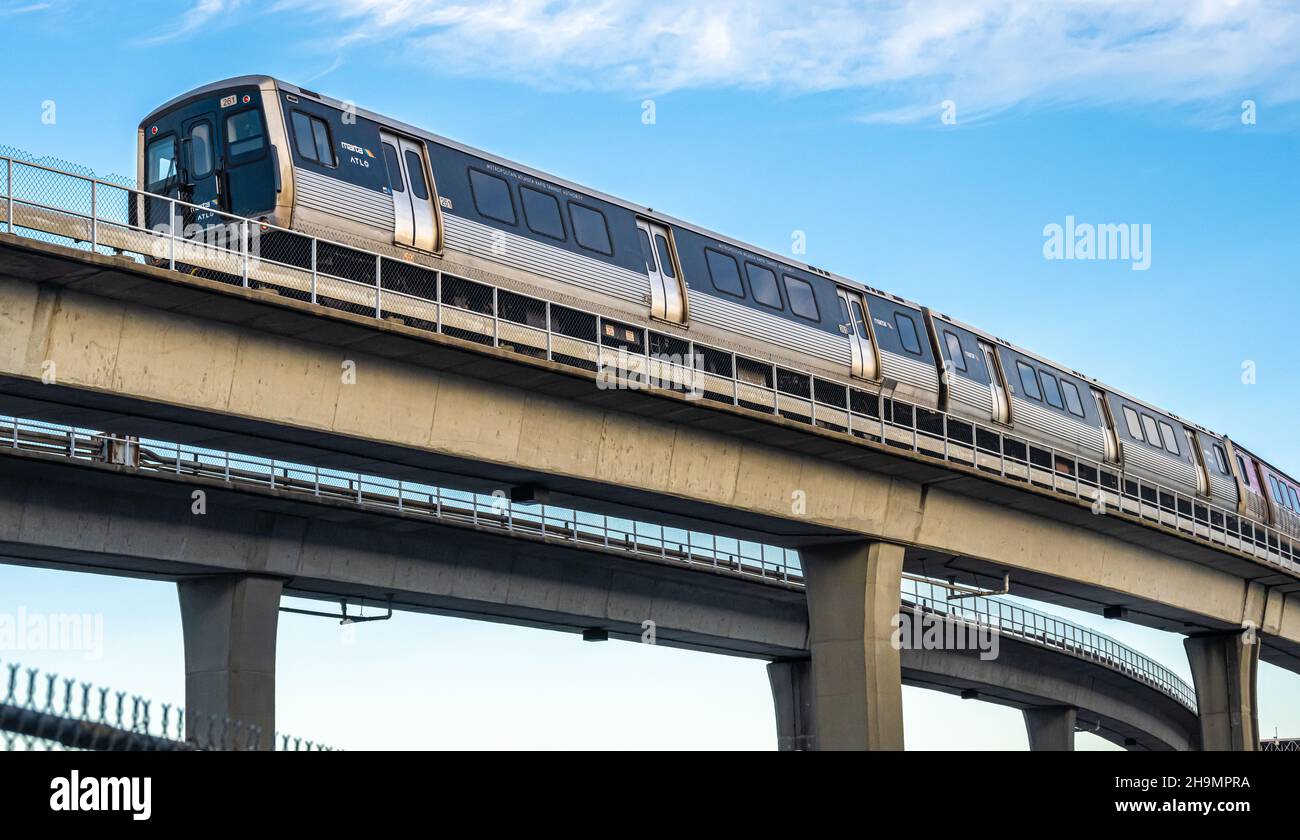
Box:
[0, 415, 805, 584]
[901, 578, 1198, 710]
[1, 150, 1295, 578]
[0, 414, 1201, 712]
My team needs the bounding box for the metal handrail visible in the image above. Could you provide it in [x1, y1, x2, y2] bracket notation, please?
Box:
[0, 414, 1198, 711]
[0, 151, 1295, 577]
[902, 578, 1197, 710]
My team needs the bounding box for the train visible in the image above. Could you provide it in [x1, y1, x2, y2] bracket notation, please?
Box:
[135, 75, 1300, 545]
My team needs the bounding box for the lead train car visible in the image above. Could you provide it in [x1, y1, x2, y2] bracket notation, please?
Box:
[136, 76, 1294, 537]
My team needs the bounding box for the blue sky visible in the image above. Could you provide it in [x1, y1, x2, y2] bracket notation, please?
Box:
[1, 0, 1298, 748]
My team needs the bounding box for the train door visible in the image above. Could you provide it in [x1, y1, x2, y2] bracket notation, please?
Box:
[636, 219, 687, 323]
[1092, 388, 1121, 464]
[1185, 428, 1210, 496]
[180, 114, 222, 227]
[977, 341, 1011, 424]
[379, 130, 439, 252]
[835, 288, 879, 380]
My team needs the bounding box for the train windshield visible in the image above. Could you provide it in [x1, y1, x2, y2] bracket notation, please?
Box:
[145, 135, 177, 192]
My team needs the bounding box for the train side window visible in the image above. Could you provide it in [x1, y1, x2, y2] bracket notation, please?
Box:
[1157, 421, 1180, 454]
[382, 143, 403, 193]
[521, 187, 565, 240]
[638, 229, 656, 273]
[1040, 371, 1065, 410]
[746, 263, 782, 310]
[944, 332, 966, 372]
[404, 151, 429, 200]
[850, 300, 869, 339]
[469, 169, 516, 225]
[705, 249, 744, 297]
[1140, 414, 1161, 448]
[291, 111, 335, 167]
[654, 234, 676, 279]
[224, 109, 265, 163]
[1123, 406, 1144, 441]
[569, 203, 612, 255]
[1268, 474, 1281, 502]
[1237, 454, 1251, 484]
[1289, 485, 1300, 511]
[1016, 361, 1041, 400]
[1212, 444, 1229, 474]
[188, 122, 213, 178]
[1060, 380, 1084, 417]
[785, 276, 820, 321]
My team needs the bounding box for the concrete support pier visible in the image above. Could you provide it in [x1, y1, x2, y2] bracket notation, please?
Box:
[177, 575, 283, 750]
[767, 658, 816, 751]
[1184, 630, 1260, 751]
[802, 540, 905, 750]
[1023, 706, 1077, 751]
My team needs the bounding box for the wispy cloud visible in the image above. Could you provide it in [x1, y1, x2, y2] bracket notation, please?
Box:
[135, 0, 244, 46]
[275, 0, 1300, 121]
[0, 2, 52, 15]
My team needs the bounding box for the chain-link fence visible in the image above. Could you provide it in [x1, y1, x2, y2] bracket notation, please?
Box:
[1, 660, 332, 751]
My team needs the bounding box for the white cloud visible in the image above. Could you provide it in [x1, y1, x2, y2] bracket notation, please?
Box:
[276, 0, 1300, 120]
[136, 0, 245, 46]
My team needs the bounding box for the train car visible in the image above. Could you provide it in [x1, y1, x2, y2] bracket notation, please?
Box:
[134, 75, 1296, 546]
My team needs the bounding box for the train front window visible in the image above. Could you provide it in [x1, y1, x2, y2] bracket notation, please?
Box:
[188, 122, 213, 178]
[224, 109, 265, 162]
[146, 135, 176, 191]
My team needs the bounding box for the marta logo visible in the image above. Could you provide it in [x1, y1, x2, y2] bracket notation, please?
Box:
[49, 771, 151, 821]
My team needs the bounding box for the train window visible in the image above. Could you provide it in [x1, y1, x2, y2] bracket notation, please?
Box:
[705, 249, 744, 297]
[1040, 371, 1065, 410]
[1140, 414, 1161, 448]
[381, 144, 403, 193]
[1237, 453, 1252, 484]
[1060, 380, 1085, 417]
[224, 110, 265, 162]
[943, 332, 966, 372]
[1212, 444, 1229, 474]
[638, 229, 656, 273]
[469, 169, 516, 225]
[1157, 421, 1180, 454]
[404, 151, 429, 200]
[145, 135, 176, 191]
[291, 111, 335, 166]
[1123, 406, 1144, 441]
[1268, 474, 1281, 501]
[521, 187, 565, 240]
[655, 234, 676, 279]
[746, 263, 782, 309]
[1016, 361, 1042, 400]
[188, 122, 213, 178]
[850, 300, 869, 339]
[785, 276, 820, 321]
[569, 203, 612, 255]
[1289, 485, 1300, 511]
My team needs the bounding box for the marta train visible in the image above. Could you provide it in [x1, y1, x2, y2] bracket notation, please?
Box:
[136, 76, 1300, 543]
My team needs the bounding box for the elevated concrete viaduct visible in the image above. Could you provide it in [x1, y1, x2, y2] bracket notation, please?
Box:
[1, 235, 1295, 749]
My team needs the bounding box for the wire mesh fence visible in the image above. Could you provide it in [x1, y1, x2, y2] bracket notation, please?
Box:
[0, 659, 332, 751]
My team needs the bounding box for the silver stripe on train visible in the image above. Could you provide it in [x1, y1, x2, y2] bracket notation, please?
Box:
[294, 167, 394, 230]
[880, 350, 940, 393]
[688, 291, 850, 367]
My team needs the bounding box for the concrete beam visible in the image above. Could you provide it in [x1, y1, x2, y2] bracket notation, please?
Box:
[1023, 706, 1077, 751]
[767, 658, 816, 751]
[1185, 631, 1260, 751]
[803, 540, 905, 751]
[177, 575, 283, 750]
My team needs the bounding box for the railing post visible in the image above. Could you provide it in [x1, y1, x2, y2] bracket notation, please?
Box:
[310, 239, 318, 304]
[168, 198, 176, 271]
[545, 301, 552, 361]
[241, 219, 250, 287]
[375, 255, 382, 319]
[90, 180, 97, 251]
[435, 271, 442, 333]
[5, 156, 12, 234]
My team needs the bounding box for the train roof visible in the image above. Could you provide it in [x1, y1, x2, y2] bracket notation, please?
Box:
[145, 76, 1253, 459]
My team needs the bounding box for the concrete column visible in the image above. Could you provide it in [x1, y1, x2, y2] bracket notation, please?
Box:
[1184, 630, 1260, 751]
[1023, 706, 1076, 751]
[802, 540, 905, 751]
[177, 575, 283, 750]
[767, 658, 816, 751]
